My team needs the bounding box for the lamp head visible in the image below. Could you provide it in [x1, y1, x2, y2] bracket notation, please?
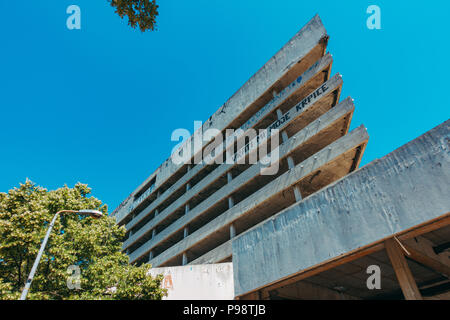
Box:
[78, 209, 103, 219]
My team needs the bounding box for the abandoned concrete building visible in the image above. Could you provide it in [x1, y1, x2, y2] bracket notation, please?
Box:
[112, 15, 450, 300]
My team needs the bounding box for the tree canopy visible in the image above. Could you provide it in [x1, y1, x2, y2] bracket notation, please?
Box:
[109, 0, 159, 32]
[0, 180, 166, 300]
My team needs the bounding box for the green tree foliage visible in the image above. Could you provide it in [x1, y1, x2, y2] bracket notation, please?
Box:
[108, 0, 159, 32]
[0, 180, 166, 300]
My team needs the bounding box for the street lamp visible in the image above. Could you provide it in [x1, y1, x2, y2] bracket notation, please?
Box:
[19, 209, 104, 300]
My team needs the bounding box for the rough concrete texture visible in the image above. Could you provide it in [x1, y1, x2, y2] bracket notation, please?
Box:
[147, 263, 234, 300]
[232, 120, 450, 297]
[113, 15, 328, 224]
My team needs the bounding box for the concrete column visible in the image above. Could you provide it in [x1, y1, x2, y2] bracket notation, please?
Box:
[184, 226, 189, 238]
[287, 157, 295, 170]
[149, 251, 154, 261]
[230, 224, 236, 239]
[182, 252, 188, 266]
[153, 191, 160, 219]
[185, 165, 191, 216]
[227, 171, 234, 209]
[276, 109, 290, 143]
[152, 228, 156, 239]
[228, 197, 234, 209]
[129, 229, 133, 236]
[277, 109, 302, 202]
[186, 165, 192, 191]
[227, 171, 233, 183]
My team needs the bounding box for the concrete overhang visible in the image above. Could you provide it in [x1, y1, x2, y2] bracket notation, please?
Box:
[146, 114, 368, 266]
[232, 120, 450, 298]
[114, 14, 329, 225]
[124, 74, 344, 255]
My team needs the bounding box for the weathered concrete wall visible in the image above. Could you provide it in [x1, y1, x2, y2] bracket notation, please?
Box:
[113, 15, 328, 224]
[147, 263, 234, 300]
[232, 120, 450, 297]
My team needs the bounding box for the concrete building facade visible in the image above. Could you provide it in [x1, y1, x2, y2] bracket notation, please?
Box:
[112, 15, 367, 267]
[112, 15, 450, 300]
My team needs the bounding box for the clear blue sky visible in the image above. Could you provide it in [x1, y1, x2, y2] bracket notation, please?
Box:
[1, 1, 449, 212]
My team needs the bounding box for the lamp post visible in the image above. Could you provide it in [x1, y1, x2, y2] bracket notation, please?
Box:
[19, 209, 103, 300]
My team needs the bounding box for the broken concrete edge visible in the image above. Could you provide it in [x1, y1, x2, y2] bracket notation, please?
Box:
[232, 120, 450, 297]
[113, 14, 328, 224]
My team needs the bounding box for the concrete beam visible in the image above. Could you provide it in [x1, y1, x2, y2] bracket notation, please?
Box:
[232, 120, 450, 297]
[123, 53, 334, 234]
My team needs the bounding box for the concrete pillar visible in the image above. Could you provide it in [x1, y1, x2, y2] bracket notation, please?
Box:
[154, 208, 159, 218]
[277, 108, 302, 202]
[149, 251, 154, 261]
[182, 252, 188, 266]
[281, 131, 289, 143]
[227, 171, 234, 209]
[276, 109, 290, 143]
[230, 224, 236, 239]
[228, 196, 234, 209]
[293, 187, 303, 202]
[185, 203, 190, 215]
[184, 225, 189, 238]
[152, 228, 156, 239]
[227, 171, 233, 183]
